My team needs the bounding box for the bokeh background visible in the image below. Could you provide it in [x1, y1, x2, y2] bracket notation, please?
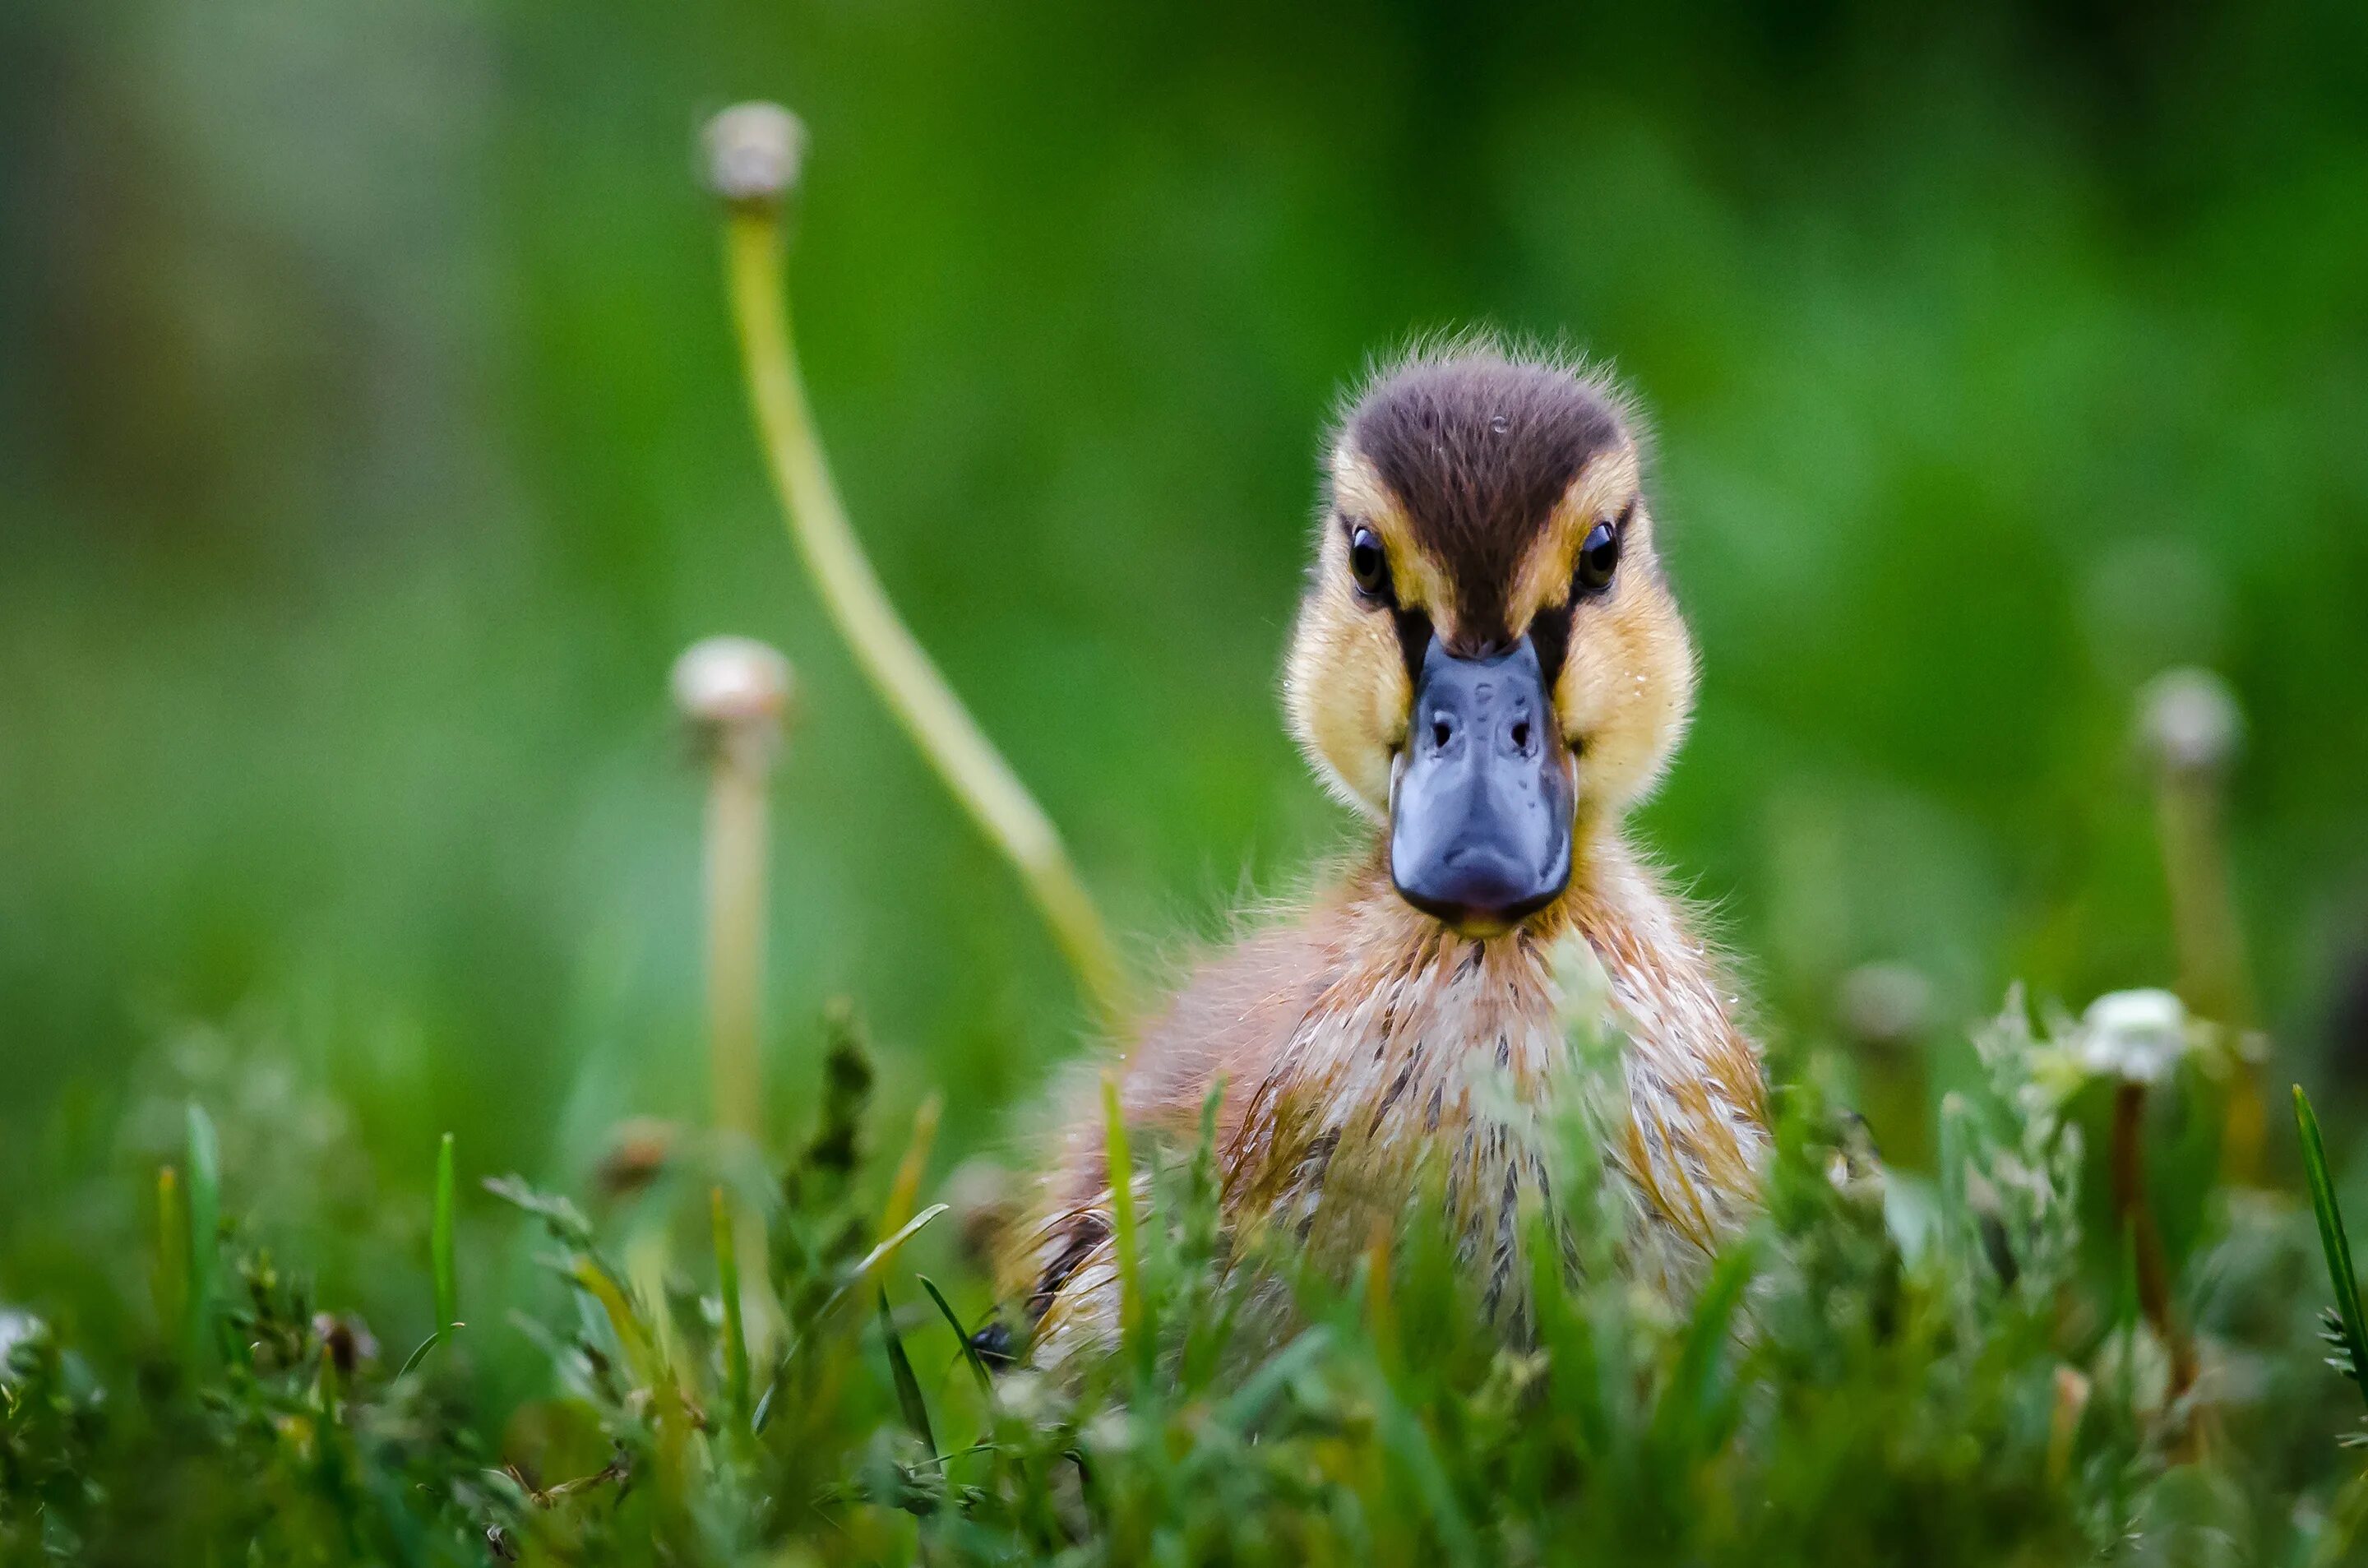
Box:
[4, 0, 2366, 1341]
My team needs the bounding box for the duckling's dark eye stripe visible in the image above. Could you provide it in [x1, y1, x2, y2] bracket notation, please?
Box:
[1392, 605, 1432, 686]
[1531, 604, 1570, 691]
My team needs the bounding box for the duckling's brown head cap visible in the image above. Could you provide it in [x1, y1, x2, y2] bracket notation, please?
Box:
[1346, 351, 1625, 652]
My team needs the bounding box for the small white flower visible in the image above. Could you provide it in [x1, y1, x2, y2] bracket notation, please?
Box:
[2076, 988, 2192, 1083]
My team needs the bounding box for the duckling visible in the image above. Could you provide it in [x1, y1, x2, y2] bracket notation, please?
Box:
[1006, 342, 1768, 1362]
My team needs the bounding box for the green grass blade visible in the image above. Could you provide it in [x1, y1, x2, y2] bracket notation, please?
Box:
[1653, 1237, 1759, 1452]
[712, 1186, 752, 1429]
[847, 1203, 950, 1285]
[395, 1333, 442, 1381]
[1102, 1074, 1145, 1368]
[812, 1204, 952, 1330]
[155, 1165, 187, 1353]
[1370, 1377, 1478, 1568]
[2296, 1085, 2368, 1411]
[1215, 1325, 1331, 1433]
[183, 1103, 220, 1362]
[878, 1289, 937, 1455]
[433, 1131, 459, 1337]
[917, 1274, 993, 1399]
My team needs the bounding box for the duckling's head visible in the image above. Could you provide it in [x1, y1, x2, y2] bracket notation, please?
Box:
[1284, 344, 1696, 937]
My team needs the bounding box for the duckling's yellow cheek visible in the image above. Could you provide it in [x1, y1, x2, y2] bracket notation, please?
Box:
[1284, 586, 1408, 819]
[1554, 593, 1695, 814]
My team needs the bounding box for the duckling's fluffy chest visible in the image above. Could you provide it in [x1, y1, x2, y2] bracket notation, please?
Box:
[1224, 929, 1571, 1288]
[1012, 844, 1766, 1361]
[1223, 870, 1766, 1293]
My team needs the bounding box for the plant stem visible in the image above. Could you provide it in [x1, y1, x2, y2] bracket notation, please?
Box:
[711, 1185, 752, 1430]
[2157, 766, 2263, 1179]
[2110, 1080, 2197, 1403]
[2158, 770, 2250, 1030]
[719, 204, 1126, 1033]
[706, 738, 770, 1142]
[2142, 668, 2259, 1182]
[433, 1131, 459, 1340]
[155, 1164, 187, 1351]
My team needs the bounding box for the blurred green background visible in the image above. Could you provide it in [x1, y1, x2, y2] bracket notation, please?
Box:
[3, 0, 2366, 1319]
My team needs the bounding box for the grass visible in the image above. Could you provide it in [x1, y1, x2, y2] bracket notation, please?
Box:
[5, 984, 2367, 1564]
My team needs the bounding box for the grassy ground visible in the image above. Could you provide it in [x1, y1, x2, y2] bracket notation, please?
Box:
[7, 967, 2367, 1563]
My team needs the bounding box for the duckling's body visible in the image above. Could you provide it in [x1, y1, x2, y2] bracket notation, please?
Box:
[1008, 344, 1767, 1361]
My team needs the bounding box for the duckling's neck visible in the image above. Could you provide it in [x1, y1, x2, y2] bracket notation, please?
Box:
[1225, 822, 1767, 1285]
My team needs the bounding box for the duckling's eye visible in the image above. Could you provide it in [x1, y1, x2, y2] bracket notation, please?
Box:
[1348, 525, 1392, 600]
[1574, 520, 1622, 595]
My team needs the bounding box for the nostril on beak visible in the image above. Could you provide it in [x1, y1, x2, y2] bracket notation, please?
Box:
[1509, 718, 1531, 753]
[1431, 715, 1454, 751]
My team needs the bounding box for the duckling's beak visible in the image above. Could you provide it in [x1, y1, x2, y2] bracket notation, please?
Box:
[1388, 634, 1575, 937]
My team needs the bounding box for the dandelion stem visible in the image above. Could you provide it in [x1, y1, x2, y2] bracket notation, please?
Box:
[706, 738, 771, 1139]
[2110, 1080, 2197, 1403]
[2159, 755, 2262, 1178]
[673, 636, 793, 1144]
[2141, 668, 2260, 1182]
[432, 1132, 459, 1341]
[2157, 769, 2250, 1031]
[710, 117, 1126, 1033]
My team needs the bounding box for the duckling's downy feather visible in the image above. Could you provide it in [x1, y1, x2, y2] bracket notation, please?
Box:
[1006, 344, 1767, 1362]
[1012, 840, 1765, 1364]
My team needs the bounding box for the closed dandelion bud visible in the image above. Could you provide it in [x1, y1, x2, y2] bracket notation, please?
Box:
[702, 102, 806, 207]
[672, 635, 793, 770]
[1837, 961, 1931, 1052]
[2139, 666, 2241, 779]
